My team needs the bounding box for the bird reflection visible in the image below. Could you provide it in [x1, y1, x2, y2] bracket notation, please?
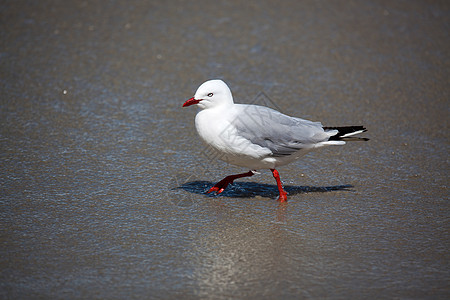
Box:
[275, 201, 288, 224]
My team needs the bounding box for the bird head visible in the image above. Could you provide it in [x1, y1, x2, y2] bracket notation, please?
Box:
[182, 79, 233, 109]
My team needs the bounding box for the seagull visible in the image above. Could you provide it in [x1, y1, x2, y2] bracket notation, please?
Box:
[182, 79, 368, 202]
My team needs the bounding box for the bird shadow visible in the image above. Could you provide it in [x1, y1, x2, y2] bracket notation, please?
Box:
[176, 180, 354, 199]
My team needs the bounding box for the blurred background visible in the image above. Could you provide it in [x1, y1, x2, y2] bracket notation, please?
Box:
[1, 0, 448, 299]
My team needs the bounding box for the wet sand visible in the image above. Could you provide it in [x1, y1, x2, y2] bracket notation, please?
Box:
[1, 0, 449, 298]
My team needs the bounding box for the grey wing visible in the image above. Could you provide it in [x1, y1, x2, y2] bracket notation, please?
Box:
[232, 105, 331, 157]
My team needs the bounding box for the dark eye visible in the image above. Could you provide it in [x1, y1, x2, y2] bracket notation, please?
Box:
[207, 93, 213, 97]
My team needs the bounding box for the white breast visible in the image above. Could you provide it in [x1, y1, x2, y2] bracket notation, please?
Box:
[194, 108, 275, 169]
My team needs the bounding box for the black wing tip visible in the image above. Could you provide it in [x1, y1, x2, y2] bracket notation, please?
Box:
[324, 126, 369, 141]
[323, 125, 367, 131]
[339, 136, 370, 141]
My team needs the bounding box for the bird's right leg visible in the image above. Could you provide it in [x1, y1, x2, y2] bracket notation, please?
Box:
[271, 169, 288, 202]
[207, 170, 255, 194]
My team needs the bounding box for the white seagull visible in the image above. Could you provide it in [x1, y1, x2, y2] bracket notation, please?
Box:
[182, 79, 368, 202]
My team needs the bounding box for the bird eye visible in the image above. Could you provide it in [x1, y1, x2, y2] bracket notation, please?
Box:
[207, 93, 213, 97]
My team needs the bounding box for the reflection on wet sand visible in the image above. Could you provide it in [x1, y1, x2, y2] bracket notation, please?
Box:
[190, 213, 301, 298]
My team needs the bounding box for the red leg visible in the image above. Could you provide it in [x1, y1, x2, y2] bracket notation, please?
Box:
[271, 169, 288, 202]
[207, 170, 254, 194]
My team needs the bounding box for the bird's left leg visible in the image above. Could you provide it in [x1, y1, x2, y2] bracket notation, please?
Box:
[271, 169, 288, 202]
[207, 170, 255, 195]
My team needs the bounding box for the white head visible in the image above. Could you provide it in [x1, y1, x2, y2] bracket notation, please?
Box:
[182, 79, 234, 109]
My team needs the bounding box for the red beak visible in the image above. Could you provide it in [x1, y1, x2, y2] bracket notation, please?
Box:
[182, 97, 201, 107]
